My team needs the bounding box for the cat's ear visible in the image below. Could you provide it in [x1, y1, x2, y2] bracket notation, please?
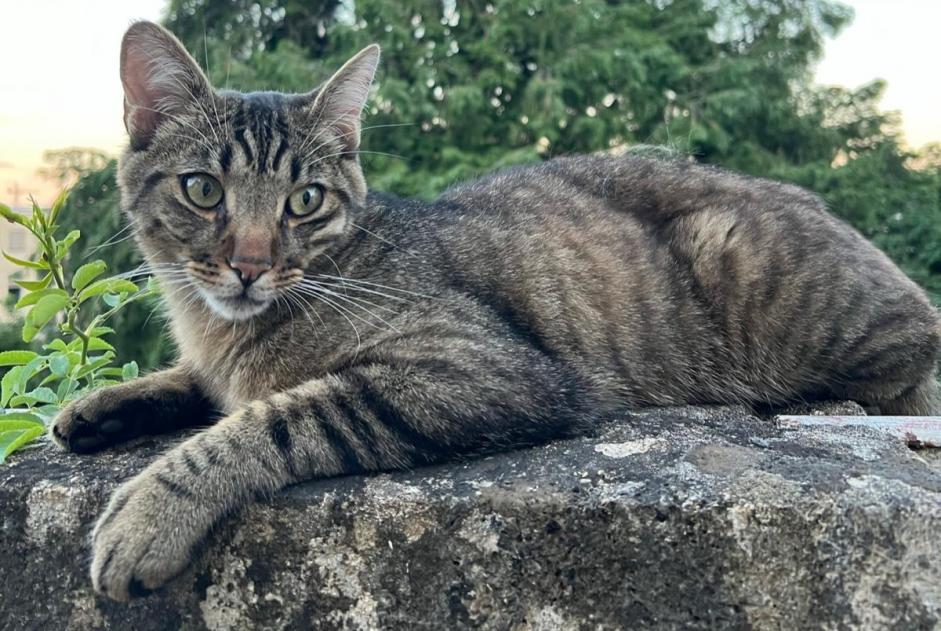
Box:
[307, 44, 380, 153]
[120, 21, 212, 149]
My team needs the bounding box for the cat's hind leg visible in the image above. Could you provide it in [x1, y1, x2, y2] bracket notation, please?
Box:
[834, 318, 941, 416]
[876, 377, 941, 416]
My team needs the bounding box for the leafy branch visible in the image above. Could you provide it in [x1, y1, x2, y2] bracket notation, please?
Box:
[0, 193, 156, 463]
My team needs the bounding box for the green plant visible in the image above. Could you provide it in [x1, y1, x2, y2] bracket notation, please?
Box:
[0, 194, 156, 463]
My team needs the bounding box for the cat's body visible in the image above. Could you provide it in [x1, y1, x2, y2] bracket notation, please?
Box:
[171, 153, 940, 417]
[52, 22, 940, 601]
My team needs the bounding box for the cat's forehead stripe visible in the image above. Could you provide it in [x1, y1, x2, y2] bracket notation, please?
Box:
[219, 143, 233, 174]
[228, 95, 293, 176]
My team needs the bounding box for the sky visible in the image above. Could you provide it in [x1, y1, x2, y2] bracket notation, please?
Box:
[1, 0, 939, 207]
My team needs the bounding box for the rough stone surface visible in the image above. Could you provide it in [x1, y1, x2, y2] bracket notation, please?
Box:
[2, 402, 941, 630]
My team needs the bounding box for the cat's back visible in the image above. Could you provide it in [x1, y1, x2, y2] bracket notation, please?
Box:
[385, 152, 940, 410]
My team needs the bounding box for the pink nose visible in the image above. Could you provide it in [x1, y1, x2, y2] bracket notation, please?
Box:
[228, 257, 272, 286]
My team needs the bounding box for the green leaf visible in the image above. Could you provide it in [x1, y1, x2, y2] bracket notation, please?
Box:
[0, 203, 29, 228]
[26, 293, 68, 332]
[89, 326, 115, 336]
[14, 274, 52, 291]
[0, 350, 38, 367]
[43, 339, 68, 352]
[3, 250, 45, 270]
[15, 287, 67, 310]
[49, 354, 70, 376]
[21, 325, 38, 344]
[55, 230, 81, 259]
[31, 405, 59, 422]
[8, 394, 39, 407]
[50, 189, 69, 224]
[86, 337, 115, 352]
[0, 427, 45, 464]
[27, 387, 57, 404]
[30, 196, 47, 230]
[77, 278, 139, 303]
[56, 378, 77, 402]
[62, 229, 81, 246]
[71, 260, 107, 291]
[0, 412, 43, 427]
[17, 356, 45, 395]
[102, 293, 121, 307]
[122, 361, 139, 381]
[1, 366, 23, 407]
[74, 353, 114, 379]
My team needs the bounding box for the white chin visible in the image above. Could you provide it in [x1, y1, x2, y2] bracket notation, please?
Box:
[202, 292, 272, 321]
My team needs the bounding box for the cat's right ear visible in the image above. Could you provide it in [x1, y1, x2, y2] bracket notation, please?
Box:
[120, 21, 212, 149]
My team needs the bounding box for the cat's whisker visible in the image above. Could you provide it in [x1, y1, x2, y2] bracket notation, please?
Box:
[309, 274, 435, 300]
[286, 287, 328, 331]
[281, 288, 322, 336]
[296, 105, 348, 156]
[299, 121, 414, 160]
[318, 253, 348, 290]
[306, 149, 406, 173]
[85, 222, 140, 258]
[299, 279, 412, 304]
[293, 286, 397, 337]
[289, 287, 365, 348]
[298, 281, 401, 327]
[348, 222, 422, 261]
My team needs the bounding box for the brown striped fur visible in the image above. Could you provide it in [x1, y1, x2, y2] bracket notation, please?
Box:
[51, 22, 940, 600]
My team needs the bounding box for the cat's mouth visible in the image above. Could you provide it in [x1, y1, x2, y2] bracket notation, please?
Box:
[201, 290, 273, 321]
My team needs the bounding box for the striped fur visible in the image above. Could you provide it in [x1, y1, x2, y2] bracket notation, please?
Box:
[51, 22, 940, 601]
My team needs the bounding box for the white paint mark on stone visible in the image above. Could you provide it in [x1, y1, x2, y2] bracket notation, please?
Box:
[594, 438, 661, 458]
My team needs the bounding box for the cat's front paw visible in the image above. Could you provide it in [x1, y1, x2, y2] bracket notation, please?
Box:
[50, 385, 145, 453]
[91, 465, 205, 601]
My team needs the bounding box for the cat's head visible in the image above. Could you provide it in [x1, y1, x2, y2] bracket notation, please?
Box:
[116, 21, 379, 320]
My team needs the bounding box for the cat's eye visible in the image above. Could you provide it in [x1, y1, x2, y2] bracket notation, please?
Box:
[181, 173, 224, 210]
[286, 185, 325, 218]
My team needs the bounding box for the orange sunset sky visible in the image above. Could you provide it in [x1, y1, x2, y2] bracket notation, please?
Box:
[2, 0, 940, 208]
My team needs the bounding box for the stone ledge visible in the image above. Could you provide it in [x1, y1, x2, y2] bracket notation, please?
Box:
[2, 403, 940, 630]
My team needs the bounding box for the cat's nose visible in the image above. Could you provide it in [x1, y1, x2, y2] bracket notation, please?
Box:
[228, 257, 272, 287]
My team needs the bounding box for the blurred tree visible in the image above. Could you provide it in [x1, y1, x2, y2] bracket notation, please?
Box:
[43, 0, 941, 368]
[37, 148, 110, 186]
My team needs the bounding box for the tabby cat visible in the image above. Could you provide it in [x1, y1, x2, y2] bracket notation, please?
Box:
[51, 21, 940, 601]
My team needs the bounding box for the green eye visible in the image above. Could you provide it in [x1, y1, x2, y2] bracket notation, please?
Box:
[182, 173, 223, 209]
[287, 185, 325, 217]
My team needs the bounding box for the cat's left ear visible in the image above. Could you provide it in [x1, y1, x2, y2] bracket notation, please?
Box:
[307, 45, 380, 153]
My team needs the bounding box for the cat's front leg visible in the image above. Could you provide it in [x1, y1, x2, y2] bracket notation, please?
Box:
[51, 365, 215, 453]
[91, 340, 591, 600]
[88, 402, 286, 601]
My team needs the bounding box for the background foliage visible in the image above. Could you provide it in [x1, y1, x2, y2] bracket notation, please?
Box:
[13, 0, 941, 371]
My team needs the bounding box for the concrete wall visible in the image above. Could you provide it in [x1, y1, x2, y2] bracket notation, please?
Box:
[2, 402, 940, 629]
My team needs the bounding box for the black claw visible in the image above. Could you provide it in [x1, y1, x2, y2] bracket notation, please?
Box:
[128, 577, 154, 598]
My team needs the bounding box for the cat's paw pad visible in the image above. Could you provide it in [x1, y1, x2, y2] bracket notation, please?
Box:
[91, 469, 202, 601]
[50, 391, 139, 453]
